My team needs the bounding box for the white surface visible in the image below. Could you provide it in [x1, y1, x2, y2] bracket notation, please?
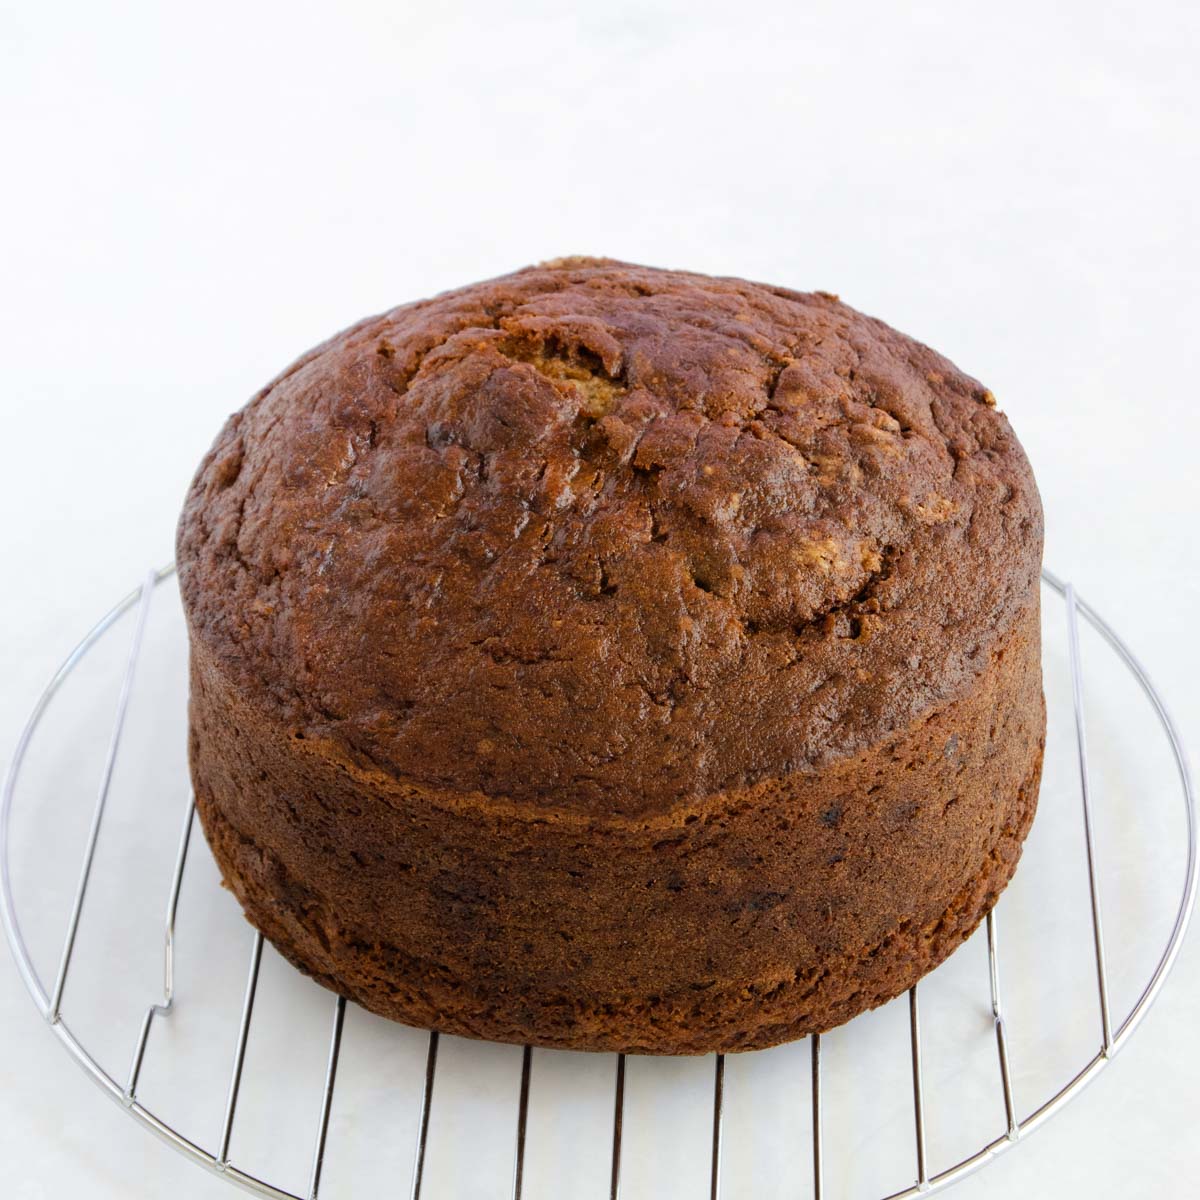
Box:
[0, 1, 1197, 1197]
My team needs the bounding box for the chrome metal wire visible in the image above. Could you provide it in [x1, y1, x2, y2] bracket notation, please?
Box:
[410, 1032, 439, 1200]
[811, 1033, 824, 1200]
[986, 912, 1018, 1141]
[1065, 583, 1114, 1053]
[1, 565, 1195, 1200]
[309, 996, 347, 1199]
[908, 987, 927, 1189]
[125, 794, 195, 1104]
[48, 568, 156, 1023]
[709, 1054, 725, 1200]
[513, 1045, 533, 1200]
[610, 1053, 626, 1200]
[220, 932, 265, 1169]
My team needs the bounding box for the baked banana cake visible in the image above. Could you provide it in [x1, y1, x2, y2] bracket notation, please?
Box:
[178, 257, 1044, 1055]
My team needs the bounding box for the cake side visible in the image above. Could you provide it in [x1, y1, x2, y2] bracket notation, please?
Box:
[187, 596, 1042, 1054]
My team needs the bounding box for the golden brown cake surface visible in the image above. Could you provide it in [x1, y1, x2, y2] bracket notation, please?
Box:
[178, 258, 1044, 1053]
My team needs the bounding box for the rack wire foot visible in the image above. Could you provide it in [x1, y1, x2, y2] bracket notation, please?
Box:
[125, 793, 197, 1105]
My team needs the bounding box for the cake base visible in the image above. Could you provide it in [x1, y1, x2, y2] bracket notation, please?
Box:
[196, 751, 1040, 1054]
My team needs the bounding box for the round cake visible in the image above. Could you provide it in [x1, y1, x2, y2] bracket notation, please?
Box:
[178, 258, 1044, 1055]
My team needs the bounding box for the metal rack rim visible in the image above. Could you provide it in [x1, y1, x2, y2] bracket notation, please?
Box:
[1, 563, 1195, 1200]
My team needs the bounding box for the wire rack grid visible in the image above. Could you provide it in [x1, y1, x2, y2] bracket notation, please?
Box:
[1, 565, 1196, 1200]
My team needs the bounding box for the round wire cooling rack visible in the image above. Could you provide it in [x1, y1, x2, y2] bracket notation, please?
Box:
[1, 565, 1196, 1200]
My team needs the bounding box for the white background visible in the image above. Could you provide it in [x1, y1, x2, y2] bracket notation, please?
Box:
[2, 2, 1198, 1197]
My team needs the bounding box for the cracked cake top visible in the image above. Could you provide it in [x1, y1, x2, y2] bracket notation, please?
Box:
[177, 258, 1041, 817]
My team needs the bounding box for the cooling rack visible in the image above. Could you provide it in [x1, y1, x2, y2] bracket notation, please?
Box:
[1, 565, 1195, 1200]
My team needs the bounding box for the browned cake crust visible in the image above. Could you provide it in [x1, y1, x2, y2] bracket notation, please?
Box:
[178, 258, 1044, 1054]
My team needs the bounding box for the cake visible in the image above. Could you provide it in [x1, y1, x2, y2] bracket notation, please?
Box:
[177, 258, 1044, 1055]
